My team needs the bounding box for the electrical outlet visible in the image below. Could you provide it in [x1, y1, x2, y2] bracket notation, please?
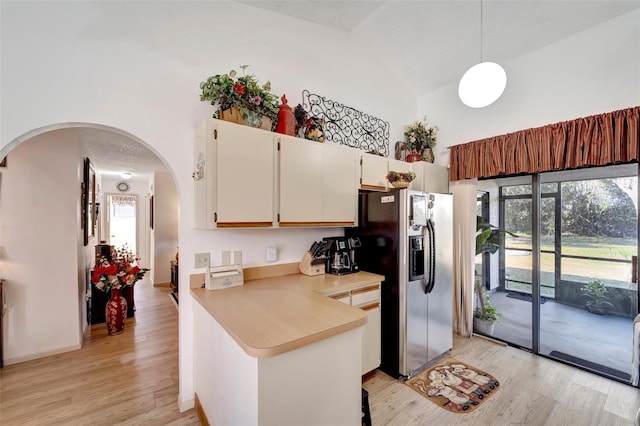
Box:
[266, 245, 278, 262]
[194, 252, 210, 268]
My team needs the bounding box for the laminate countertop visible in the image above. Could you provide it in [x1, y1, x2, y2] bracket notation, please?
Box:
[190, 271, 384, 358]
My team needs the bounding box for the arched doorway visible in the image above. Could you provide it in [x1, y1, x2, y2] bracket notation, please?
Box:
[0, 122, 179, 366]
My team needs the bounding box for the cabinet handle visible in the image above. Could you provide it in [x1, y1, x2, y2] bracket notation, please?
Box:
[329, 292, 350, 300]
[352, 285, 380, 296]
[360, 184, 386, 191]
[280, 221, 356, 227]
[217, 222, 272, 228]
[360, 302, 380, 312]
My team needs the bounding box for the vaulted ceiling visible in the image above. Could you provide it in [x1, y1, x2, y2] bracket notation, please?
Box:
[238, 0, 640, 95]
[85, 0, 640, 176]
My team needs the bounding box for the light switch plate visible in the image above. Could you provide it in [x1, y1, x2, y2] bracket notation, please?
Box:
[195, 252, 210, 268]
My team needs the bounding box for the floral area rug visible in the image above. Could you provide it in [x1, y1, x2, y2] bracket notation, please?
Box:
[405, 358, 500, 413]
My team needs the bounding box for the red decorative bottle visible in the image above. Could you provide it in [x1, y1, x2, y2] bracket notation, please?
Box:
[276, 94, 296, 136]
[105, 287, 128, 335]
[406, 150, 422, 163]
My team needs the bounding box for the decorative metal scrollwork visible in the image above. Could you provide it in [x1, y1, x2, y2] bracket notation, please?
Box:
[302, 90, 390, 156]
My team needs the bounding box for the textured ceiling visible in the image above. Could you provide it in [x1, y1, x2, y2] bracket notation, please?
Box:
[78, 127, 167, 182]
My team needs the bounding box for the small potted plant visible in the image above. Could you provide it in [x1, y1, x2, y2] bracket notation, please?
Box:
[581, 279, 614, 315]
[199, 65, 280, 130]
[386, 170, 416, 188]
[473, 217, 517, 335]
[473, 280, 503, 334]
[404, 117, 439, 163]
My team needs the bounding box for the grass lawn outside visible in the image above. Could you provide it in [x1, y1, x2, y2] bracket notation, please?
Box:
[495, 234, 637, 293]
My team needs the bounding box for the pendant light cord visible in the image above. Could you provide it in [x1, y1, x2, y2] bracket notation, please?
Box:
[480, 0, 484, 62]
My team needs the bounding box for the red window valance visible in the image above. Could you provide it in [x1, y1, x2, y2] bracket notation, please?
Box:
[450, 106, 640, 181]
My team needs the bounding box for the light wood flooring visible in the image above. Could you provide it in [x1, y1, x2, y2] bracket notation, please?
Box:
[0, 279, 199, 425]
[365, 335, 640, 425]
[2, 281, 639, 425]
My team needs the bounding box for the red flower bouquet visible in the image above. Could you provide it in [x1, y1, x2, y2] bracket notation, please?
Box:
[92, 246, 149, 292]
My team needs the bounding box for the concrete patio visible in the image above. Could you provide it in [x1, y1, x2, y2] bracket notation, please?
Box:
[484, 290, 634, 380]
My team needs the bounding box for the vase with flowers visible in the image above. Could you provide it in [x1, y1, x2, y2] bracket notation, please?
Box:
[404, 117, 439, 163]
[199, 65, 280, 131]
[92, 245, 149, 335]
[386, 170, 416, 188]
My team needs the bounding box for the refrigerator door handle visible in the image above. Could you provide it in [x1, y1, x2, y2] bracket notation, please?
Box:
[425, 219, 436, 294]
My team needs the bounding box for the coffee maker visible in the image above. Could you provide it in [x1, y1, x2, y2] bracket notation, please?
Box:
[323, 236, 361, 275]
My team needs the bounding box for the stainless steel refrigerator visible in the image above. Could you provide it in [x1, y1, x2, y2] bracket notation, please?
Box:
[346, 189, 453, 378]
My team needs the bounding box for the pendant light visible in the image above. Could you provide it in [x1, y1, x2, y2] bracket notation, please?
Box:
[458, 0, 507, 108]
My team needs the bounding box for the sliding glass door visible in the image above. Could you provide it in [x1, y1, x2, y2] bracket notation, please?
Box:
[476, 165, 639, 383]
[539, 169, 638, 381]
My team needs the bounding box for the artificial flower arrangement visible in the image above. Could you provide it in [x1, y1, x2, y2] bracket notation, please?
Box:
[92, 245, 149, 292]
[199, 65, 280, 125]
[404, 117, 439, 153]
[386, 170, 416, 183]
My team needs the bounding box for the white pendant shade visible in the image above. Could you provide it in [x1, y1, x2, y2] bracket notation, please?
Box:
[458, 62, 507, 108]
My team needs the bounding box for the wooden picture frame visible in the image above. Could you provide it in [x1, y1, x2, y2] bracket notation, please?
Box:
[83, 158, 97, 246]
[395, 141, 409, 161]
[89, 161, 97, 241]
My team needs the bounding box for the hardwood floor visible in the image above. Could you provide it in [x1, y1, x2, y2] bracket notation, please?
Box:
[0, 279, 199, 425]
[365, 335, 640, 425]
[2, 281, 639, 425]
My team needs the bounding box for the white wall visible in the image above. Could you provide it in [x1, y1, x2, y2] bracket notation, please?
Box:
[0, 1, 416, 408]
[419, 9, 640, 166]
[0, 130, 88, 364]
[154, 171, 178, 285]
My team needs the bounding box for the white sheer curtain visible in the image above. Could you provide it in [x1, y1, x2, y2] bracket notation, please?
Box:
[450, 178, 478, 337]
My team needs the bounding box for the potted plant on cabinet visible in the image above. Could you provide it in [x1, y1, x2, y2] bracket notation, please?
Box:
[473, 217, 516, 335]
[581, 279, 614, 315]
[199, 65, 280, 131]
[403, 117, 438, 163]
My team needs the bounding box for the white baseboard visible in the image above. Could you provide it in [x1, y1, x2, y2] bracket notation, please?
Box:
[178, 394, 195, 412]
[4, 344, 82, 366]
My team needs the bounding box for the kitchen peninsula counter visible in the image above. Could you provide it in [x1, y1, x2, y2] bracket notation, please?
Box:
[190, 267, 384, 426]
[190, 270, 384, 358]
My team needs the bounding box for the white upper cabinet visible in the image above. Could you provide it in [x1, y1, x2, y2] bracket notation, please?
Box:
[422, 162, 450, 193]
[360, 152, 389, 191]
[279, 135, 357, 226]
[358, 152, 450, 194]
[278, 135, 323, 224]
[387, 158, 412, 176]
[194, 118, 275, 229]
[322, 144, 358, 224]
[409, 161, 424, 191]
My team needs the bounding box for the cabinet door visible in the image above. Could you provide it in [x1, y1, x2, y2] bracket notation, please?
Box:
[279, 136, 323, 225]
[322, 145, 357, 225]
[422, 162, 450, 193]
[362, 304, 381, 375]
[388, 158, 411, 175]
[216, 121, 275, 226]
[409, 161, 424, 192]
[361, 152, 388, 191]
